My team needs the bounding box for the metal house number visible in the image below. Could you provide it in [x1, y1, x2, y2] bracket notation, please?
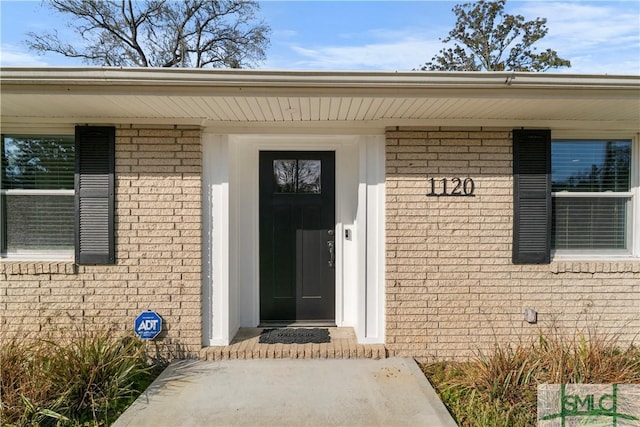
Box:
[427, 177, 475, 197]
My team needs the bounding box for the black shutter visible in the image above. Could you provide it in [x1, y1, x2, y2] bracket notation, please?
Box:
[75, 126, 115, 264]
[512, 129, 551, 264]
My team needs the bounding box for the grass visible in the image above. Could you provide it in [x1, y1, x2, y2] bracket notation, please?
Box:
[420, 330, 640, 427]
[1, 329, 162, 426]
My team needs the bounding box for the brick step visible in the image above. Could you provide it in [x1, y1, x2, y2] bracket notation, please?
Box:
[200, 342, 387, 360]
[199, 327, 387, 360]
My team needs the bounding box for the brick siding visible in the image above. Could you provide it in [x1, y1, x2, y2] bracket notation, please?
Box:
[3, 124, 638, 361]
[385, 127, 640, 360]
[0, 126, 202, 357]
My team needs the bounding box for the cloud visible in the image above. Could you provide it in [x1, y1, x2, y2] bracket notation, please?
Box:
[0, 44, 49, 66]
[264, 28, 443, 71]
[287, 39, 440, 71]
[272, 29, 298, 39]
[517, 2, 639, 46]
[555, 55, 640, 76]
[513, 1, 640, 73]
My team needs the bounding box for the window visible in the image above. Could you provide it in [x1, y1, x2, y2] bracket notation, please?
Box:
[273, 159, 321, 194]
[1, 127, 115, 264]
[513, 129, 637, 264]
[1, 135, 75, 259]
[552, 140, 632, 253]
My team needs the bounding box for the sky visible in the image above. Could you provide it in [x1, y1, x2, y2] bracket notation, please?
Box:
[0, 0, 638, 74]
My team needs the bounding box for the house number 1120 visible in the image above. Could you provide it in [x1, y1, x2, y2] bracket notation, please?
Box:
[427, 177, 475, 197]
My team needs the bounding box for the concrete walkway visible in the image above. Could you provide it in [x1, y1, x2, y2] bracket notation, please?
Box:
[114, 358, 457, 427]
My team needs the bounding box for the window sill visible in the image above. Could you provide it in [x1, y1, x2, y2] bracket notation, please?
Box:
[1, 252, 74, 262]
[0, 261, 77, 275]
[552, 253, 638, 262]
[550, 260, 640, 274]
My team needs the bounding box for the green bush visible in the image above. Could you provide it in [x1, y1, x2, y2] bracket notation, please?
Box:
[421, 330, 640, 427]
[1, 330, 159, 426]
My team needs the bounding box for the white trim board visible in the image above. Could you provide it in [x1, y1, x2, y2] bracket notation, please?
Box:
[202, 133, 385, 346]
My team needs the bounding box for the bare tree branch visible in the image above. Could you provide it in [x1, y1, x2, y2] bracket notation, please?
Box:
[26, 0, 270, 68]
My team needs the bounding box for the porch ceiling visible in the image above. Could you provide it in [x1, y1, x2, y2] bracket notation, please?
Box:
[1, 68, 639, 132]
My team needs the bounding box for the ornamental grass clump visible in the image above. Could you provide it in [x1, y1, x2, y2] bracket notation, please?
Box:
[422, 343, 540, 427]
[536, 330, 640, 385]
[421, 329, 640, 427]
[0, 338, 68, 425]
[1, 329, 158, 426]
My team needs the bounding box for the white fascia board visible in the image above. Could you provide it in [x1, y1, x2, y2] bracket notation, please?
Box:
[1, 67, 639, 92]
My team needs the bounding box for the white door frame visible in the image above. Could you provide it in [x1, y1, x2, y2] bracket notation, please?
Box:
[202, 133, 385, 345]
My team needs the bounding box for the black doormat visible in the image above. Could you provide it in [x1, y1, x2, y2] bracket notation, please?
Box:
[259, 328, 330, 344]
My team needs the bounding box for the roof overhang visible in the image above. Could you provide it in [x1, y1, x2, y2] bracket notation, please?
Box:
[1, 67, 639, 133]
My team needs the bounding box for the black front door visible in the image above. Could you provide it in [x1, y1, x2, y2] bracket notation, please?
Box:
[259, 151, 335, 323]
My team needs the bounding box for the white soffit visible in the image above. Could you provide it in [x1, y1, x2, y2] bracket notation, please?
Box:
[1, 68, 639, 131]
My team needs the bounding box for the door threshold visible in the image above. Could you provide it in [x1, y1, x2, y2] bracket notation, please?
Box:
[259, 321, 337, 328]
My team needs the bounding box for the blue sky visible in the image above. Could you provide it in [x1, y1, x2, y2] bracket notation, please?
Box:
[1, 0, 639, 74]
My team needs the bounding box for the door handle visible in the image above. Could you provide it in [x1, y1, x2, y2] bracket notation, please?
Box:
[327, 240, 335, 268]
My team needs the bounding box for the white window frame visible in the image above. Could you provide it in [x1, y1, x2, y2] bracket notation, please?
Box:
[551, 133, 639, 260]
[1, 133, 76, 262]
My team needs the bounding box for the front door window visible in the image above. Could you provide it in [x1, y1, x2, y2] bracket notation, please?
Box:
[273, 159, 321, 194]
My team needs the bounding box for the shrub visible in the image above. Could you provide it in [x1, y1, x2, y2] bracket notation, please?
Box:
[536, 330, 640, 384]
[1, 330, 158, 426]
[421, 330, 640, 427]
[0, 338, 68, 426]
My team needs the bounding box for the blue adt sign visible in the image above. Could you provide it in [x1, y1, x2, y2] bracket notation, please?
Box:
[134, 311, 162, 340]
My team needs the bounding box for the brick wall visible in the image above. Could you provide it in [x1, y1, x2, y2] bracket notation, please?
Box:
[385, 127, 640, 360]
[0, 126, 202, 357]
[3, 124, 637, 361]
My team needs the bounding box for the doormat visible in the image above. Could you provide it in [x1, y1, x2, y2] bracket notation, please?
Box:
[259, 328, 331, 344]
